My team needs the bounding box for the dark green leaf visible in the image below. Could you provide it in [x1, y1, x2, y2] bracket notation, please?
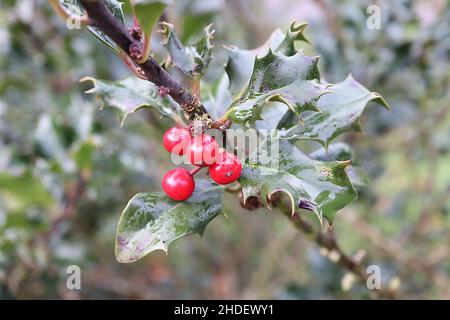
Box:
[225, 21, 309, 97]
[276, 21, 310, 56]
[80, 76, 180, 125]
[226, 50, 327, 125]
[115, 180, 224, 263]
[161, 22, 214, 79]
[280, 75, 390, 147]
[239, 139, 357, 223]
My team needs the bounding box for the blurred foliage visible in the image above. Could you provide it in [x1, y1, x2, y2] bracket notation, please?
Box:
[0, 0, 449, 299]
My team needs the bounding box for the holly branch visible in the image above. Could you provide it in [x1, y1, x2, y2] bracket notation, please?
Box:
[278, 203, 396, 298]
[74, 0, 213, 124]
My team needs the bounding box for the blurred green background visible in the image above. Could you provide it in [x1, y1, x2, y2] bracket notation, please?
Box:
[0, 0, 449, 299]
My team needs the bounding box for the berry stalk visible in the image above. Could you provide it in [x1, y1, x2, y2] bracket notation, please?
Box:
[189, 166, 203, 176]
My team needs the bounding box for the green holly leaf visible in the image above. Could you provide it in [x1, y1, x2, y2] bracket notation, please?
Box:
[309, 143, 369, 187]
[239, 139, 357, 224]
[225, 21, 309, 97]
[115, 180, 224, 263]
[133, 0, 172, 50]
[225, 50, 328, 125]
[276, 21, 310, 56]
[161, 22, 214, 79]
[80, 76, 179, 126]
[280, 75, 389, 147]
[60, 0, 125, 54]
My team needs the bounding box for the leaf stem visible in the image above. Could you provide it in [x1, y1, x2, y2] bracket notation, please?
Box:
[211, 113, 232, 130]
[119, 52, 147, 80]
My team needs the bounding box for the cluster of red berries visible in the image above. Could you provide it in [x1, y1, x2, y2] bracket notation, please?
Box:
[161, 127, 242, 201]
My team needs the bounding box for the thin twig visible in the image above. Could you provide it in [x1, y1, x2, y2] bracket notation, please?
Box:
[342, 209, 450, 298]
[274, 200, 398, 299]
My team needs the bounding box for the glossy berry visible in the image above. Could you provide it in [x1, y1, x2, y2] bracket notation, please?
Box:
[162, 168, 195, 201]
[186, 134, 219, 167]
[163, 127, 191, 155]
[209, 152, 242, 185]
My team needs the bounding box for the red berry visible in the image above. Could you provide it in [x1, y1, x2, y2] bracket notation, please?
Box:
[162, 168, 195, 201]
[186, 134, 219, 167]
[209, 152, 242, 185]
[163, 127, 191, 155]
